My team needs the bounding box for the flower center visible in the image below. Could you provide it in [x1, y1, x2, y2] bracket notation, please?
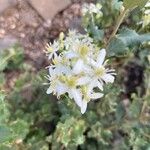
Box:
[52, 57, 59, 65]
[59, 75, 77, 88]
[81, 86, 90, 102]
[95, 67, 105, 77]
[78, 45, 89, 58]
[66, 76, 77, 88]
[46, 44, 53, 52]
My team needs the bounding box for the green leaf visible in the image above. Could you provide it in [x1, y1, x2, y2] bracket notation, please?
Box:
[112, 0, 123, 10]
[88, 122, 112, 146]
[124, 0, 148, 9]
[6, 45, 24, 70]
[116, 102, 126, 122]
[50, 117, 86, 147]
[10, 119, 29, 140]
[0, 126, 13, 143]
[108, 28, 150, 56]
[0, 145, 12, 150]
[107, 37, 127, 56]
[118, 28, 150, 46]
[0, 93, 10, 123]
[128, 96, 142, 119]
[0, 73, 5, 87]
[0, 55, 8, 72]
[89, 24, 104, 41]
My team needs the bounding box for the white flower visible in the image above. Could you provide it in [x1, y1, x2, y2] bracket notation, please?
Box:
[80, 85, 104, 114]
[46, 30, 116, 114]
[85, 49, 115, 91]
[145, 0, 150, 7]
[142, 0, 150, 27]
[46, 41, 59, 60]
[82, 3, 102, 16]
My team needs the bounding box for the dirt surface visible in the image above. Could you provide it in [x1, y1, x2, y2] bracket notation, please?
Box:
[0, 0, 90, 91]
[0, 0, 87, 70]
[0, 0, 143, 100]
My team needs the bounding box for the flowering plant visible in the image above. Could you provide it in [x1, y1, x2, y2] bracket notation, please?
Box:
[46, 2, 150, 114]
[1, 0, 150, 149]
[46, 31, 115, 114]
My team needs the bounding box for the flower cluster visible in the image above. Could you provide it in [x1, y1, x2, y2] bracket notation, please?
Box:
[143, 0, 150, 27]
[82, 3, 103, 16]
[46, 30, 115, 114]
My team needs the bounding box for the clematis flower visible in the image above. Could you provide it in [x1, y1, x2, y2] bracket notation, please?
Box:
[47, 74, 91, 109]
[46, 41, 59, 60]
[143, 0, 150, 27]
[85, 49, 116, 91]
[46, 30, 116, 114]
[82, 3, 102, 16]
[80, 85, 104, 114]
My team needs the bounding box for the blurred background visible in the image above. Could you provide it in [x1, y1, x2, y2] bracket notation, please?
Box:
[0, 0, 87, 70]
[0, 0, 150, 149]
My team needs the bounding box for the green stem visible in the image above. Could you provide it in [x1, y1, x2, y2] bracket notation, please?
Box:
[0, 53, 14, 67]
[106, 8, 129, 47]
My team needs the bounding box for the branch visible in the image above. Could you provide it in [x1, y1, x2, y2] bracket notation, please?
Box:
[106, 8, 129, 47]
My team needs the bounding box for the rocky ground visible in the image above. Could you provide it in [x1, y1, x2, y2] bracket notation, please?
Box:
[0, 0, 92, 91]
[0, 0, 144, 105]
[0, 0, 92, 70]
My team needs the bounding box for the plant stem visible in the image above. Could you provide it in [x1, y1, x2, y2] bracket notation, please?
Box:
[106, 8, 129, 47]
[0, 53, 14, 67]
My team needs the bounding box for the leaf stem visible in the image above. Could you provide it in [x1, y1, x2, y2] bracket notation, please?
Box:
[0, 53, 14, 67]
[106, 8, 129, 47]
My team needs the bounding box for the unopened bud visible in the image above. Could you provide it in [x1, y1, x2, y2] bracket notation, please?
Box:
[120, 6, 125, 13]
[59, 32, 64, 41]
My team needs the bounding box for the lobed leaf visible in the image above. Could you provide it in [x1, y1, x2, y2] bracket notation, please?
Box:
[108, 28, 150, 56]
[124, 0, 149, 9]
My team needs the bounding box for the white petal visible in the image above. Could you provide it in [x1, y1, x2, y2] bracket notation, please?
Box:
[48, 53, 53, 60]
[73, 59, 84, 74]
[81, 100, 87, 114]
[89, 58, 97, 67]
[46, 87, 53, 94]
[56, 83, 67, 96]
[62, 66, 71, 74]
[101, 74, 115, 83]
[77, 77, 90, 85]
[107, 69, 115, 72]
[97, 81, 103, 91]
[90, 93, 104, 100]
[49, 67, 54, 75]
[56, 65, 70, 74]
[88, 79, 98, 90]
[84, 65, 93, 74]
[145, 2, 150, 7]
[53, 52, 58, 58]
[70, 89, 82, 107]
[65, 51, 77, 58]
[97, 49, 106, 66]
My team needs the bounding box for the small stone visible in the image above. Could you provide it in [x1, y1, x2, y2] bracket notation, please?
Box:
[10, 24, 16, 29]
[123, 99, 130, 107]
[0, 35, 17, 51]
[15, 139, 23, 144]
[0, 0, 17, 14]
[43, 20, 52, 28]
[0, 29, 5, 38]
[20, 33, 25, 38]
[28, 0, 71, 21]
[69, 17, 84, 33]
[0, 17, 4, 22]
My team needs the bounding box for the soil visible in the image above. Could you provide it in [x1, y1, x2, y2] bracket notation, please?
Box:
[0, 0, 84, 70]
[0, 0, 86, 90]
[0, 0, 144, 97]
